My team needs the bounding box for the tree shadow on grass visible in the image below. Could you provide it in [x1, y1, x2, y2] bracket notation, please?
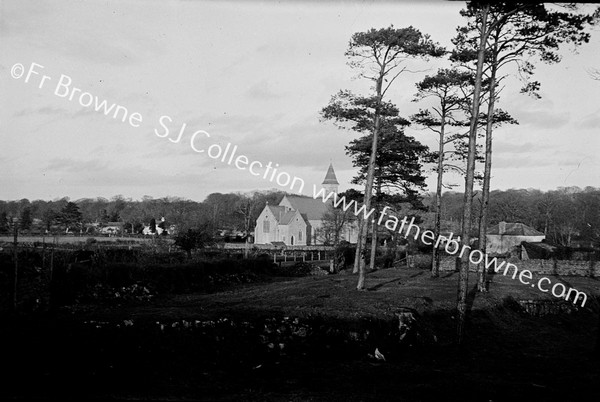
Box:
[366, 271, 427, 291]
[466, 284, 479, 313]
[367, 277, 404, 291]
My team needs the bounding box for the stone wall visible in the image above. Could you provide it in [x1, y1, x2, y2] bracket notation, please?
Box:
[514, 258, 598, 277]
[437, 255, 598, 277]
[438, 256, 479, 272]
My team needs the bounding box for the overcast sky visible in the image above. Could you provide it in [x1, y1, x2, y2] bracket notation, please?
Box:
[1, 0, 599, 202]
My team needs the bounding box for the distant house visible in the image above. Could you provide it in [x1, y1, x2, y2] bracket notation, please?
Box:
[486, 221, 545, 256]
[254, 164, 358, 246]
[100, 222, 124, 235]
[142, 217, 171, 235]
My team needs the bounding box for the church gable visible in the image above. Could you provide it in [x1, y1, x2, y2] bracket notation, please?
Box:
[279, 210, 308, 245]
[254, 204, 282, 244]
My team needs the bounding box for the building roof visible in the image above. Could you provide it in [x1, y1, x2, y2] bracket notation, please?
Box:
[282, 195, 329, 221]
[105, 222, 123, 227]
[487, 222, 544, 236]
[267, 205, 286, 221]
[267, 205, 307, 225]
[322, 163, 339, 185]
[279, 211, 298, 225]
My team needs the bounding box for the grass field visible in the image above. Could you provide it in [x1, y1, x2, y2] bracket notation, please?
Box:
[70, 264, 600, 321]
[2, 264, 600, 401]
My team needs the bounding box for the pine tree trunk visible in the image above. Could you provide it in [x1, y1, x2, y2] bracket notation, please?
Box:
[353, 219, 363, 274]
[369, 182, 382, 271]
[432, 114, 446, 278]
[457, 5, 489, 345]
[477, 47, 498, 293]
[356, 223, 368, 289]
[356, 72, 384, 290]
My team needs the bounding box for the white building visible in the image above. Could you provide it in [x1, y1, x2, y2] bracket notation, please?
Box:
[254, 164, 358, 246]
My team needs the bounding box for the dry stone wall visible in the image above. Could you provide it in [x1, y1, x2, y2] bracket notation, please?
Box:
[437, 255, 598, 277]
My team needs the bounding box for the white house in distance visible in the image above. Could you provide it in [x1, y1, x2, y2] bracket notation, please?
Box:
[485, 221, 545, 256]
[100, 221, 124, 236]
[142, 217, 172, 235]
[254, 164, 358, 246]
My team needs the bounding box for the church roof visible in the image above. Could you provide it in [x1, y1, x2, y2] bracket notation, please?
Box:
[281, 195, 329, 221]
[487, 222, 544, 236]
[267, 205, 286, 221]
[266, 205, 306, 225]
[322, 163, 339, 185]
[279, 211, 298, 225]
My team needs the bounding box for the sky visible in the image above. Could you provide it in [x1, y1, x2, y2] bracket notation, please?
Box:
[1, 0, 599, 202]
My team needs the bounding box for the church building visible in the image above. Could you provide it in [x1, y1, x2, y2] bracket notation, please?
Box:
[253, 164, 358, 246]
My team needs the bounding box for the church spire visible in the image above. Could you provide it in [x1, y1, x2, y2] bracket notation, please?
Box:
[322, 163, 339, 194]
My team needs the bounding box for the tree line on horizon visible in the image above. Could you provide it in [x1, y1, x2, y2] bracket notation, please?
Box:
[1, 185, 598, 249]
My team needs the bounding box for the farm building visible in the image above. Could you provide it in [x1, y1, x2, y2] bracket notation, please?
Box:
[486, 221, 545, 257]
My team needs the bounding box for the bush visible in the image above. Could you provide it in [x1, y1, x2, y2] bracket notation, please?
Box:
[409, 254, 432, 269]
[49, 257, 277, 305]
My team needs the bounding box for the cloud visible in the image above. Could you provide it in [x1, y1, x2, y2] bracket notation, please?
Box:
[245, 80, 284, 100]
[14, 106, 70, 117]
[492, 141, 538, 154]
[513, 109, 570, 129]
[46, 158, 107, 173]
[577, 110, 600, 129]
[43, 157, 203, 187]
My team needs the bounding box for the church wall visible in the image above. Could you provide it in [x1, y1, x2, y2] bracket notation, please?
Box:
[277, 224, 289, 244]
[254, 208, 280, 244]
[286, 212, 308, 246]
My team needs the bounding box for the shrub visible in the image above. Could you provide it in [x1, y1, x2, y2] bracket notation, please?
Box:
[48, 257, 276, 305]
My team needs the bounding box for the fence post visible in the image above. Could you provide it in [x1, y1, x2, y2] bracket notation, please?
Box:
[12, 220, 18, 311]
[42, 235, 46, 270]
[50, 236, 56, 282]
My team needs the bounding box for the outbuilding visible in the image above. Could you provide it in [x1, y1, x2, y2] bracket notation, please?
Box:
[486, 221, 545, 257]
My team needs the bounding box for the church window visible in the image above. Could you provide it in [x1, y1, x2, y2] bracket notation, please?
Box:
[299, 230, 303, 241]
[263, 220, 270, 233]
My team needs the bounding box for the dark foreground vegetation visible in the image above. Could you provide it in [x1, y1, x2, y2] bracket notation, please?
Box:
[1, 245, 599, 401]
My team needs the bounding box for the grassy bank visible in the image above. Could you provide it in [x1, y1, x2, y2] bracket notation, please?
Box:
[1, 262, 599, 401]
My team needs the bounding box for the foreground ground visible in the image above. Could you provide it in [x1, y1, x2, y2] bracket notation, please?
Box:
[2, 265, 600, 401]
